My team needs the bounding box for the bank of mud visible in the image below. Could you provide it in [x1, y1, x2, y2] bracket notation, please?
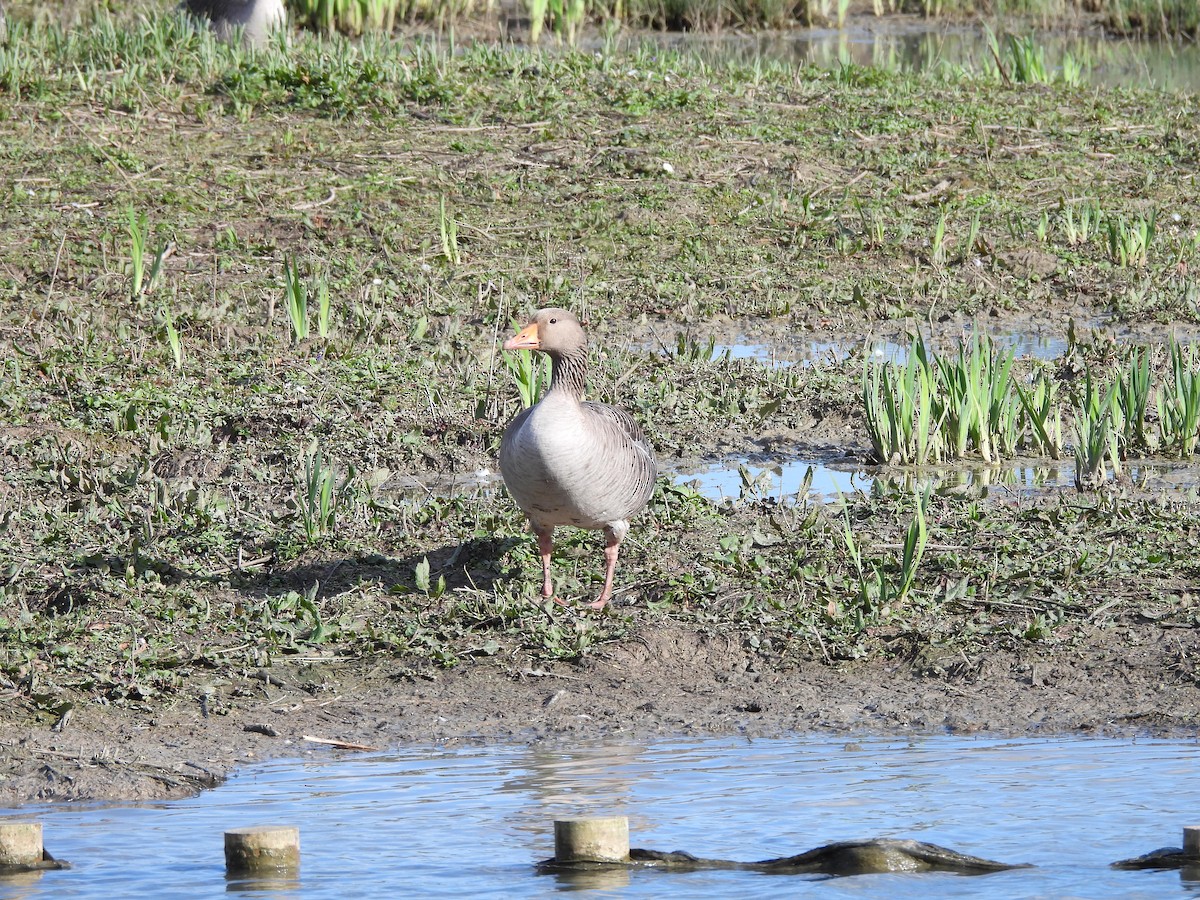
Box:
[3, 621, 1196, 805]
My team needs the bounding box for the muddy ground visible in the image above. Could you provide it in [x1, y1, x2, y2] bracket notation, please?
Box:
[3, 619, 1197, 805]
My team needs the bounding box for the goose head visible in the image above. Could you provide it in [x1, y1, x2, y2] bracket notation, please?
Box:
[503, 308, 586, 359]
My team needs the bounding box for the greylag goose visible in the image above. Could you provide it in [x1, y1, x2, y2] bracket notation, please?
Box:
[499, 308, 657, 610]
[181, 0, 286, 46]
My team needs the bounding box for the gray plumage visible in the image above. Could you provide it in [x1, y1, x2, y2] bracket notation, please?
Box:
[499, 308, 657, 609]
[181, 0, 286, 46]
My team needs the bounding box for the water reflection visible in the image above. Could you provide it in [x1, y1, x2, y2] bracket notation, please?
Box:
[225, 872, 302, 895]
[639, 25, 1200, 92]
[499, 744, 648, 825]
[674, 455, 867, 501]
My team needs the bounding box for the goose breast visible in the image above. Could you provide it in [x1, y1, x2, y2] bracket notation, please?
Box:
[501, 392, 656, 530]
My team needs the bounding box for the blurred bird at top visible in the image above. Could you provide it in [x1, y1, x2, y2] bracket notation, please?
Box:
[181, 0, 286, 47]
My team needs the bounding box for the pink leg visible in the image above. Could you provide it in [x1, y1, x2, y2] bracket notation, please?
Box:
[586, 531, 622, 610]
[534, 524, 556, 601]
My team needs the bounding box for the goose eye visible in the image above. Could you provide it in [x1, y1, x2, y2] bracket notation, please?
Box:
[549, 317, 557, 324]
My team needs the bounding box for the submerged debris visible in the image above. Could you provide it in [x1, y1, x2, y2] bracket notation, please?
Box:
[753, 838, 1032, 876]
[0, 849, 71, 876]
[1112, 847, 1200, 871]
[543, 838, 1030, 877]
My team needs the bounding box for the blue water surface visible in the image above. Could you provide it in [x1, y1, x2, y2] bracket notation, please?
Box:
[2, 734, 1199, 898]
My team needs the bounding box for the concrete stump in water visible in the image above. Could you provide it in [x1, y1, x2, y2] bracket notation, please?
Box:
[0, 822, 42, 867]
[1184, 826, 1200, 857]
[554, 817, 630, 863]
[224, 826, 300, 875]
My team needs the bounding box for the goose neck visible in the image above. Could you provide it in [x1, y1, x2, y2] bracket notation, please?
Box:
[548, 350, 588, 400]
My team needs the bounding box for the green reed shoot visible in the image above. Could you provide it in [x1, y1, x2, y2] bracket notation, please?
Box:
[127, 205, 149, 296]
[1106, 211, 1156, 267]
[961, 212, 981, 261]
[839, 487, 928, 623]
[439, 195, 460, 265]
[862, 364, 905, 465]
[935, 342, 975, 460]
[987, 342, 1022, 457]
[315, 271, 333, 339]
[1073, 367, 1120, 490]
[1060, 51, 1085, 87]
[1078, 202, 1102, 243]
[528, 0, 550, 41]
[1005, 34, 1050, 84]
[1062, 203, 1079, 245]
[1016, 372, 1062, 459]
[283, 254, 309, 342]
[931, 207, 948, 265]
[935, 333, 1015, 463]
[300, 448, 338, 541]
[1062, 200, 1104, 247]
[549, 0, 587, 44]
[162, 303, 182, 370]
[1115, 346, 1154, 455]
[502, 346, 551, 409]
[671, 332, 719, 363]
[1062, 201, 1104, 246]
[862, 335, 940, 466]
[863, 332, 1026, 466]
[291, 0, 399, 34]
[1157, 338, 1200, 457]
[1172, 231, 1200, 270]
[147, 241, 171, 295]
[896, 487, 929, 605]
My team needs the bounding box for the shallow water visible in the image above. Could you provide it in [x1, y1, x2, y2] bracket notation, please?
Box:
[3, 734, 1199, 898]
[387, 454, 1200, 507]
[672, 454, 1200, 502]
[644, 24, 1200, 93]
[674, 455, 867, 500]
[714, 330, 1066, 369]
